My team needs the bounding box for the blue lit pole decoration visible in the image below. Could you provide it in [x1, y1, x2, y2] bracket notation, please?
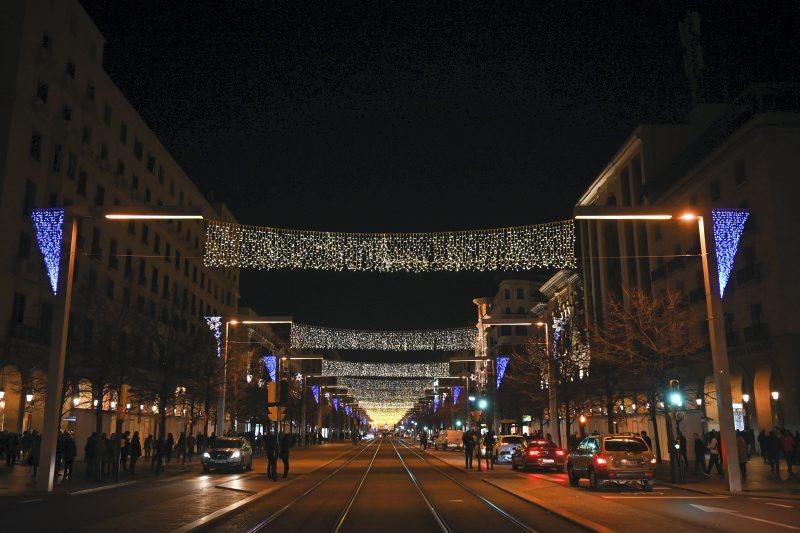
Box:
[29, 207, 78, 491]
[333, 397, 339, 411]
[711, 209, 749, 297]
[433, 395, 440, 413]
[31, 208, 65, 295]
[496, 356, 510, 389]
[263, 355, 278, 383]
[204, 316, 223, 358]
[452, 386, 461, 405]
[312, 385, 320, 404]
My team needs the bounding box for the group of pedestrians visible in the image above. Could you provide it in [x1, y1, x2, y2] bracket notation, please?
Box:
[757, 428, 799, 477]
[264, 431, 292, 481]
[461, 426, 497, 471]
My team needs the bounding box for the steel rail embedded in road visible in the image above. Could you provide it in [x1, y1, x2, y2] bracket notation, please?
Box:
[331, 439, 385, 533]
[389, 438, 453, 533]
[246, 439, 378, 533]
[397, 439, 538, 533]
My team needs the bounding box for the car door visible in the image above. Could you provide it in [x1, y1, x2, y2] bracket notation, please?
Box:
[572, 440, 587, 472]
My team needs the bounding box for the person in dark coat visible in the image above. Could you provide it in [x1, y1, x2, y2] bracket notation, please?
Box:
[483, 430, 496, 470]
[62, 432, 77, 480]
[693, 433, 706, 476]
[678, 431, 689, 467]
[129, 431, 142, 477]
[29, 434, 41, 478]
[758, 430, 768, 463]
[279, 431, 291, 478]
[85, 433, 97, 478]
[265, 431, 278, 481]
[462, 429, 475, 469]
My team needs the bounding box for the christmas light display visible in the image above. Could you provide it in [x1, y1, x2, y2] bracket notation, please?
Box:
[496, 356, 510, 389]
[322, 360, 448, 378]
[711, 209, 749, 297]
[312, 385, 320, 404]
[337, 378, 431, 400]
[204, 316, 222, 358]
[453, 386, 461, 405]
[263, 355, 277, 382]
[433, 395, 440, 413]
[204, 219, 575, 272]
[552, 316, 568, 354]
[332, 397, 339, 411]
[291, 323, 477, 351]
[31, 208, 65, 295]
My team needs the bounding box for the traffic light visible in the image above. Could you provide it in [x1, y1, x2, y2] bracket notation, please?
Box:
[667, 379, 683, 408]
[477, 397, 489, 410]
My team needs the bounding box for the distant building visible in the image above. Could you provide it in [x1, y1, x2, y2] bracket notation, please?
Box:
[0, 0, 240, 441]
[576, 84, 800, 433]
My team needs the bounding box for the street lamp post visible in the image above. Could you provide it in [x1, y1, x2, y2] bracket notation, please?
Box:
[575, 206, 745, 493]
[535, 321, 559, 446]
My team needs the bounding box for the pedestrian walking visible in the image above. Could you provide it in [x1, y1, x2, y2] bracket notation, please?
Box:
[101, 434, 112, 476]
[757, 430, 768, 463]
[62, 432, 76, 480]
[120, 431, 130, 472]
[176, 432, 187, 464]
[130, 431, 142, 477]
[6, 432, 19, 466]
[641, 431, 652, 451]
[462, 429, 475, 469]
[736, 430, 748, 480]
[85, 433, 97, 478]
[782, 430, 795, 476]
[419, 431, 428, 451]
[29, 433, 41, 478]
[279, 431, 291, 478]
[678, 432, 689, 468]
[265, 431, 278, 481]
[475, 431, 484, 472]
[187, 433, 196, 463]
[483, 429, 496, 470]
[166, 433, 175, 463]
[767, 430, 781, 474]
[154, 436, 166, 474]
[144, 434, 153, 460]
[705, 431, 723, 476]
[692, 433, 706, 476]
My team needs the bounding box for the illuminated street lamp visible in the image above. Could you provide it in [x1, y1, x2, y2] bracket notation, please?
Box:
[26, 393, 34, 403]
[742, 394, 750, 403]
[771, 391, 780, 401]
[574, 205, 748, 493]
[72, 397, 80, 408]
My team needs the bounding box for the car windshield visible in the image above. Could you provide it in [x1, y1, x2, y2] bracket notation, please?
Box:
[604, 438, 648, 452]
[502, 437, 525, 445]
[529, 441, 555, 448]
[215, 439, 242, 448]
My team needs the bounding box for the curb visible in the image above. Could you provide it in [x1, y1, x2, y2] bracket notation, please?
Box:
[482, 478, 613, 533]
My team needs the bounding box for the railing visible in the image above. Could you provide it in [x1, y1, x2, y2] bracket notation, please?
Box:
[744, 323, 769, 343]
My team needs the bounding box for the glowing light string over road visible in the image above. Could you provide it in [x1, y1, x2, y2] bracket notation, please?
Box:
[322, 360, 448, 378]
[203, 219, 575, 272]
[711, 209, 749, 297]
[31, 208, 65, 295]
[291, 323, 477, 351]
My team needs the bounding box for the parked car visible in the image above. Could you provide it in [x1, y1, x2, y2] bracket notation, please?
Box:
[201, 436, 253, 473]
[567, 433, 656, 491]
[511, 439, 566, 471]
[434, 429, 463, 450]
[492, 435, 527, 464]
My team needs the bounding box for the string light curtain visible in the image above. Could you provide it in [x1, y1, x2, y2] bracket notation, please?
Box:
[204, 219, 575, 272]
[322, 360, 448, 378]
[711, 209, 749, 297]
[30, 208, 65, 295]
[292, 323, 477, 351]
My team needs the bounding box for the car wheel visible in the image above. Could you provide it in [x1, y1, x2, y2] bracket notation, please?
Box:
[567, 464, 579, 486]
[588, 468, 599, 491]
[202, 465, 209, 474]
[643, 481, 654, 492]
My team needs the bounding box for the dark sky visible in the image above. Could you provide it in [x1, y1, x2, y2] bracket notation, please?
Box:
[80, 1, 798, 336]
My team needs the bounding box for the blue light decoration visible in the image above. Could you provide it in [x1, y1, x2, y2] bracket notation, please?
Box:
[552, 316, 568, 354]
[496, 356, 510, 389]
[433, 395, 440, 413]
[312, 385, 320, 404]
[263, 355, 277, 382]
[712, 209, 749, 297]
[333, 397, 339, 411]
[30, 208, 65, 295]
[204, 316, 223, 358]
[345, 405, 351, 416]
[452, 386, 461, 405]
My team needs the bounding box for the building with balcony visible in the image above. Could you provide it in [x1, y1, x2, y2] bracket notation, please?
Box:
[576, 84, 800, 434]
[0, 0, 240, 441]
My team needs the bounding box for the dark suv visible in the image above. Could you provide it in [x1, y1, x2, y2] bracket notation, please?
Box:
[567, 433, 656, 491]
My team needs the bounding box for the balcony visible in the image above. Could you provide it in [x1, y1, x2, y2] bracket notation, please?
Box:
[743, 323, 769, 343]
[736, 264, 761, 285]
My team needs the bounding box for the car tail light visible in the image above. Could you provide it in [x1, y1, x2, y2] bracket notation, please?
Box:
[650, 458, 657, 464]
[555, 450, 565, 456]
[595, 455, 608, 466]
[528, 450, 540, 456]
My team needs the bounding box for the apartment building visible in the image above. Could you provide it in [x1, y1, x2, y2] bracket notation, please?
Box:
[0, 0, 240, 435]
[576, 84, 800, 432]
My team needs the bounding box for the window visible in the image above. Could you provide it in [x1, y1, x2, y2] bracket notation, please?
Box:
[103, 105, 111, 126]
[145, 187, 151, 203]
[499, 325, 512, 336]
[750, 304, 764, 325]
[138, 259, 147, 286]
[515, 326, 528, 336]
[124, 249, 133, 277]
[517, 306, 525, 314]
[151, 267, 159, 293]
[132, 174, 139, 190]
[82, 126, 91, 144]
[516, 288, 524, 299]
[133, 137, 143, 160]
[41, 33, 50, 49]
[709, 179, 721, 201]
[36, 82, 48, 102]
[86, 83, 95, 101]
[734, 160, 746, 185]
[108, 239, 118, 269]
[105, 279, 114, 299]
[66, 61, 75, 79]
[162, 275, 169, 299]
[175, 250, 181, 269]
[30, 132, 42, 160]
[76, 171, 87, 197]
[94, 185, 104, 206]
[100, 143, 108, 160]
[90, 227, 101, 260]
[164, 242, 171, 261]
[154, 233, 161, 254]
[127, 221, 135, 235]
[62, 105, 72, 121]
[12, 292, 26, 323]
[52, 144, 62, 172]
[141, 224, 149, 245]
[116, 159, 125, 176]
[18, 233, 31, 258]
[120, 122, 128, 144]
[158, 165, 164, 184]
[504, 289, 510, 300]
[122, 288, 131, 307]
[23, 179, 37, 214]
[147, 153, 156, 174]
[67, 152, 77, 179]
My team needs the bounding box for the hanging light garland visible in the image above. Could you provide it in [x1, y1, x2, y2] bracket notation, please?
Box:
[30, 208, 65, 295]
[322, 360, 448, 378]
[292, 323, 477, 351]
[204, 219, 575, 272]
[711, 209, 749, 297]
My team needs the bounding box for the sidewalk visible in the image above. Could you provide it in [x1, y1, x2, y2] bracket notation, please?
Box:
[656, 457, 800, 499]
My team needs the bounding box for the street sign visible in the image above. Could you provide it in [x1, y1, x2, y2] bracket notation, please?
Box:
[268, 406, 285, 420]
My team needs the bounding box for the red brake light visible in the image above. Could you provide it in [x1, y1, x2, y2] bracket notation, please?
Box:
[555, 450, 565, 456]
[528, 450, 540, 456]
[595, 455, 607, 465]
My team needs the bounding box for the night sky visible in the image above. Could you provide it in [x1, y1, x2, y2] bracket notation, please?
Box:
[80, 1, 798, 346]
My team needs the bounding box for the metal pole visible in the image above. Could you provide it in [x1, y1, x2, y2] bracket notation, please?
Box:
[546, 323, 559, 446]
[300, 376, 307, 447]
[37, 217, 77, 491]
[697, 214, 742, 492]
[216, 321, 230, 436]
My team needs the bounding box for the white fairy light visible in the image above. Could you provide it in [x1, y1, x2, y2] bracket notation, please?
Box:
[292, 323, 477, 351]
[322, 360, 448, 378]
[204, 219, 575, 272]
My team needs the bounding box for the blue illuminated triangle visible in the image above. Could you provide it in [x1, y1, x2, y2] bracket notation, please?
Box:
[712, 209, 749, 298]
[496, 355, 510, 389]
[31, 208, 65, 295]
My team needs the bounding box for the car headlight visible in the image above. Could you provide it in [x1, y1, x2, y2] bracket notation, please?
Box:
[202, 452, 210, 458]
[231, 451, 241, 459]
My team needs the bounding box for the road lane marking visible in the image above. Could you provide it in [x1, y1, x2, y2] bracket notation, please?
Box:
[766, 502, 794, 509]
[689, 503, 800, 530]
[603, 495, 729, 499]
[447, 499, 464, 502]
[22, 498, 42, 503]
[70, 480, 137, 495]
